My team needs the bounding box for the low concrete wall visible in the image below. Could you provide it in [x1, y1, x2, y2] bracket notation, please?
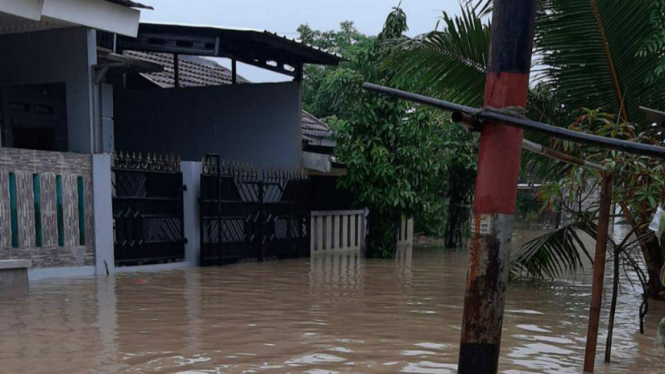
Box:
[311, 210, 367, 254]
[0, 259, 31, 295]
[28, 266, 95, 282]
[0, 148, 95, 269]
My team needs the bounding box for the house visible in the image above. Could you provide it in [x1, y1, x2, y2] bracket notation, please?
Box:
[114, 50, 368, 259]
[0, 0, 358, 280]
[0, 0, 155, 280]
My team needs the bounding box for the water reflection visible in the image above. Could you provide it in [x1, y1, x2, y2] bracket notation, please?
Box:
[310, 250, 364, 295]
[0, 237, 663, 374]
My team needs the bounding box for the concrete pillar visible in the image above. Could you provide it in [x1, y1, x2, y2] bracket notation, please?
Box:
[182, 161, 202, 266]
[93, 154, 115, 275]
[100, 83, 114, 154]
[96, 276, 117, 364]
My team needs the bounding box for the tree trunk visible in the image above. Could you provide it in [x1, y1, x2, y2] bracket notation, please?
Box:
[365, 209, 398, 258]
[604, 249, 620, 363]
[446, 203, 461, 248]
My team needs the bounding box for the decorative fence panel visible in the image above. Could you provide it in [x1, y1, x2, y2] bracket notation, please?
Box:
[310, 210, 367, 254]
[112, 152, 185, 266]
[200, 156, 311, 265]
[0, 148, 94, 268]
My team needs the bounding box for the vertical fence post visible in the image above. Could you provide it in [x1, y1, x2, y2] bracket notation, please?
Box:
[209, 154, 222, 266]
[457, 2, 537, 374]
[584, 173, 614, 373]
[258, 173, 265, 259]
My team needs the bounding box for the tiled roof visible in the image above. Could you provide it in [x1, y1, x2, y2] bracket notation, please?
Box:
[125, 51, 333, 144]
[302, 111, 333, 139]
[124, 51, 249, 88]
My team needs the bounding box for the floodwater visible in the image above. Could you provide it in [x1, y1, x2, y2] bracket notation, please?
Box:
[1, 232, 664, 374]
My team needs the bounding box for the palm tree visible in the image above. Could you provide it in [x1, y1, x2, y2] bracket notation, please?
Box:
[385, 0, 665, 294]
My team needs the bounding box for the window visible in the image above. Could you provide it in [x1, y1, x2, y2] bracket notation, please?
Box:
[0, 83, 68, 151]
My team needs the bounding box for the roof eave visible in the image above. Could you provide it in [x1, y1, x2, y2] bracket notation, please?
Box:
[118, 22, 343, 66]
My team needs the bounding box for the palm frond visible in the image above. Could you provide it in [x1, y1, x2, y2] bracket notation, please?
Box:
[536, 0, 665, 128]
[465, 0, 493, 17]
[384, 7, 490, 107]
[511, 220, 598, 279]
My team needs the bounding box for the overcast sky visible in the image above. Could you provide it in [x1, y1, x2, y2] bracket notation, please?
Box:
[139, 0, 463, 81]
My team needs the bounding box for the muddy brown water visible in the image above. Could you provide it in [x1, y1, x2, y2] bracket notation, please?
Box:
[1, 231, 663, 374]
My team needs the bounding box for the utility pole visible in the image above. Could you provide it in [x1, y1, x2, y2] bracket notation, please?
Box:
[457, 2, 537, 374]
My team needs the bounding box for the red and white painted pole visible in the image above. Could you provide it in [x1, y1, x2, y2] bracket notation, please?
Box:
[457, 2, 537, 374]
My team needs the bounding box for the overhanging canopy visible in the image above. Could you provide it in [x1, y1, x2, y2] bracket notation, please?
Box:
[0, 0, 147, 36]
[117, 22, 342, 77]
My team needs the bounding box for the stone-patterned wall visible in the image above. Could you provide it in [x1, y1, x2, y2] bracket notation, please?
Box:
[0, 148, 95, 268]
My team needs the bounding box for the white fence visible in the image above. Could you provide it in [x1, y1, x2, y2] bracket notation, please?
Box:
[311, 210, 367, 254]
[397, 217, 414, 246]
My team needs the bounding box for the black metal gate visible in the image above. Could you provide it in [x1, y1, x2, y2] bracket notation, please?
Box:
[112, 152, 185, 266]
[199, 156, 311, 265]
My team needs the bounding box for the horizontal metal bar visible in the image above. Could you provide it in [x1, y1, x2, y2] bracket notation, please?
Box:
[362, 82, 665, 160]
[139, 214, 183, 219]
[113, 196, 183, 201]
[202, 215, 246, 220]
[522, 139, 606, 171]
[311, 209, 367, 217]
[112, 168, 182, 174]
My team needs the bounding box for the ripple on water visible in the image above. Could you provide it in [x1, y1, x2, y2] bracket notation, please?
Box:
[400, 350, 437, 356]
[413, 342, 449, 350]
[400, 361, 457, 374]
[285, 354, 346, 365]
[1, 237, 664, 374]
[517, 324, 551, 333]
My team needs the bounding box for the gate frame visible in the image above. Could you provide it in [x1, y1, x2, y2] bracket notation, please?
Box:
[111, 152, 186, 267]
[199, 155, 311, 266]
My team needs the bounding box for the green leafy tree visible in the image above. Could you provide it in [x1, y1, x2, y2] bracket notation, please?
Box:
[300, 8, 449, 257]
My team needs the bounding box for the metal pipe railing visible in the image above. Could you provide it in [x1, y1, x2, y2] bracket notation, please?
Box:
[363, 82, 665, 160]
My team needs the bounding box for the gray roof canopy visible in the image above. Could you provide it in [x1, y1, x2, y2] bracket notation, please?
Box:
[117, 23, 342, 77]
